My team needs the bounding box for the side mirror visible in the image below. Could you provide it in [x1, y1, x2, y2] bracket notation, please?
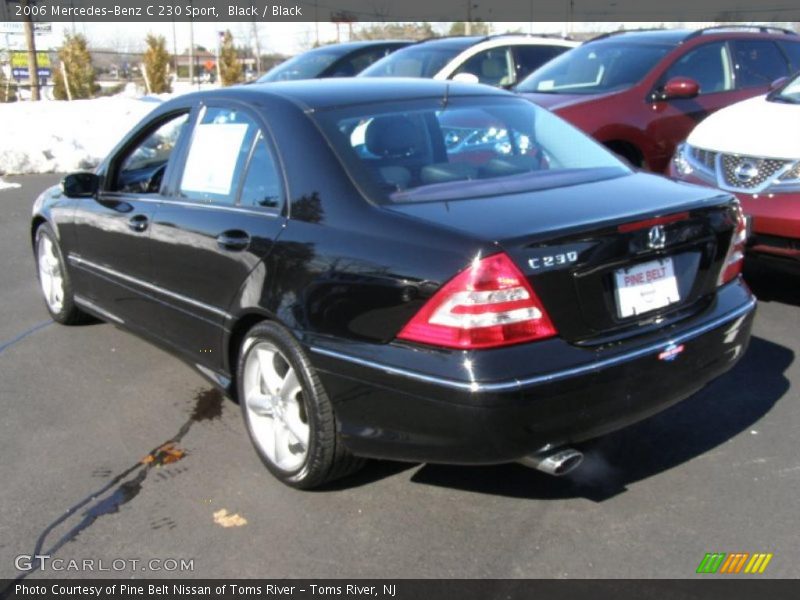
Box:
[61, 172, 99, 198]
[661, 77, 700, 100]
[451, 72, 480, 85]
[769, 76, 789, 92]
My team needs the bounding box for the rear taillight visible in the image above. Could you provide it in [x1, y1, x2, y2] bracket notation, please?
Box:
[397, 252, 557, 349]
[717, 204, 748, 286]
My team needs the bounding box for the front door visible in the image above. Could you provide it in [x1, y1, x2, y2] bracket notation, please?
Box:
[70, 109, 192, 331]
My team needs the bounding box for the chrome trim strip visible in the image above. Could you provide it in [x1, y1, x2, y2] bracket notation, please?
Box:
[310, 298, 757, 393]
[100, 194, 281, 217]
[73, 294, 125, 324]
[69, 255, 230, 319]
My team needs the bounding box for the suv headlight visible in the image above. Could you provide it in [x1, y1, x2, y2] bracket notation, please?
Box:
[772, 161, 800, 192]
[672, 143, 693, 177]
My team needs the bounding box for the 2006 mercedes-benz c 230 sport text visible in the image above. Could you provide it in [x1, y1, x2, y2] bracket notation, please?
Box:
[31, 79, 755, 488]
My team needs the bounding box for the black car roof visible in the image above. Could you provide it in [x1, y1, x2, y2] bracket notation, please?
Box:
[208, 78, 511, 110]
[302, 40, 411, 54]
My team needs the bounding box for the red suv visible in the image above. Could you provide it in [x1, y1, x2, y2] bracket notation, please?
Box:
[516, 26, 800, 173]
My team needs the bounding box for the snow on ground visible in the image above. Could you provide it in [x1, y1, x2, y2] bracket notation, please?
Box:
[0, 82, 218, 176]
[0, 177, 21, 190]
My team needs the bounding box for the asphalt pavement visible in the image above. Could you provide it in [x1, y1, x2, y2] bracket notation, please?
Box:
[1, 174, 798, 580]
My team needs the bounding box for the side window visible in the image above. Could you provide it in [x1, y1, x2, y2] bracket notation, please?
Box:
[514, 45, 568, 81]
[732, 40, 790, 89]
[453, 47, 514, 87]
[662, 42, 732, 95]
[114, 112, 189, 194]
[239, 133, 284, 210]
[778, 41, 800, 72]
[178, 107, 259, 204]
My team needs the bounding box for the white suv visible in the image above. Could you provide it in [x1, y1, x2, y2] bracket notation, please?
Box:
[359, 34, 578, 88]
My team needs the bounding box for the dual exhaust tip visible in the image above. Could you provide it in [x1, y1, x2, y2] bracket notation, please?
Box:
[518, 447, 584, 476]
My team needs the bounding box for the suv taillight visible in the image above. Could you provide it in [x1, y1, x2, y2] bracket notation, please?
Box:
[397, 253, 557, 349]
[718, 204, 748, 286]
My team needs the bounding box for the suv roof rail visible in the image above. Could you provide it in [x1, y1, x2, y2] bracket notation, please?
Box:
[586, 28, 671, 42]
[685, 25, 797, 40]
[483, 32, 576, 41]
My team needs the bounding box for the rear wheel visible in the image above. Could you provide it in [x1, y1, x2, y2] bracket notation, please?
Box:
[35, 224, 88, 324]
[237, 321, 364, 489]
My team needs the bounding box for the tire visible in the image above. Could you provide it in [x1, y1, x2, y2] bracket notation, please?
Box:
[34, 223, 88, 325]
[237, 321, 364, 489]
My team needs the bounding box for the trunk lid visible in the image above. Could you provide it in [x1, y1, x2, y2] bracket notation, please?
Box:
[386, 173, 739, 344]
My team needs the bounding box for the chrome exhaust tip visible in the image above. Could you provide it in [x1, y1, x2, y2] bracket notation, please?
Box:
[518, 447, 584, 476]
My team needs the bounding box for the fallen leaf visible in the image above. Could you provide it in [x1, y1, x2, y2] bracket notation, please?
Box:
[141, 442, 186, 466]
[213, 508, 248, 528]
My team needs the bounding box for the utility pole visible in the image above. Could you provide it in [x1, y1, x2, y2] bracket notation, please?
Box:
[21, 0, 40, 101]
[251, 21, 261, 74]
[188, 18, 195, 87]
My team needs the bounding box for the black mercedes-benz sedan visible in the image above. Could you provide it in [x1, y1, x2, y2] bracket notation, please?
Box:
[31, 79, 755, 489]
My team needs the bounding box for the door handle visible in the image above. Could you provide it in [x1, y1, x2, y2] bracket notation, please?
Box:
[128, 214, 149, 232]
[216, 230, 251, 251]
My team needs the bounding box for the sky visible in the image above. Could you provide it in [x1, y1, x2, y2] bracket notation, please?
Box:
[2, 21, 731, 57]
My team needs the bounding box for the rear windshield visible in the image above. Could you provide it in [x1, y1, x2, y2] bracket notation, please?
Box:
[313, 96, 630, 204]
[359, 45, 466, 78]
[258, 48, 347, 82]
[516, 42, 671, 95]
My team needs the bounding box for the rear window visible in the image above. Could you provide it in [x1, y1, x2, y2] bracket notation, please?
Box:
[314, 96, 629, 204]
[516, 42, 671, 94]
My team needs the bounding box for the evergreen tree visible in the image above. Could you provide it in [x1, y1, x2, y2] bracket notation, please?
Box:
[53, 33, 97, 100]
[143, 33, 172, 93]
[219, 30, 243, 86]
[448, 22, 491, 36]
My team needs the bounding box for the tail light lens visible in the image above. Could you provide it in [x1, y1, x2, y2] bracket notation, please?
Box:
[397, 253, 557, 349]
[717, 204, 748, 286]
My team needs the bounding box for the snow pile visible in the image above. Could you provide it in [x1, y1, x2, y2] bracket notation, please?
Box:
[0, 177, 21, 190]
[0, 96, 161, 175]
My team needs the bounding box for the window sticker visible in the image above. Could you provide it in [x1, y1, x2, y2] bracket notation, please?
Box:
[180, 122, 249, 197]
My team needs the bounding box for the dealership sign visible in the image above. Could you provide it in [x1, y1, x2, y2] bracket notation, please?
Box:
[0, 22, 53, 35]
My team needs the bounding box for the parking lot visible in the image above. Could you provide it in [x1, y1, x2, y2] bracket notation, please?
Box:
[1, 174, 799, 579]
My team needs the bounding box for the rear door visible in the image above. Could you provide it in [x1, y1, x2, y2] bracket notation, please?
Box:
[147, 102, 286, 371]
[70, 108, 193, 330]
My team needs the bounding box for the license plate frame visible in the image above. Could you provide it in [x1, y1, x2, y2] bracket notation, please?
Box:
[614, 258, 680, 319]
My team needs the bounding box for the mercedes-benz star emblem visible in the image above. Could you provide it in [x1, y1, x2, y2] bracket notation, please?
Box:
[648, 225, 667, 250]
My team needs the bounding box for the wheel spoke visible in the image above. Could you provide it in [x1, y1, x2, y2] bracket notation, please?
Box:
[273, 421, 290, 464]
[245, 392, 274, 417]
[256, 348, 283, 394]
[283, 404, 309, 448]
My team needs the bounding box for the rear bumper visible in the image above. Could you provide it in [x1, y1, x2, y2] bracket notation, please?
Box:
[306, 280, 755, 464]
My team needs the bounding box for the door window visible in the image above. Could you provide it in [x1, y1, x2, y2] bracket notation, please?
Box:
[662, 42, 732, 95]
[239, 132, 284, 210]
[178, 107, 259, 204]
[732, 40, 790, 88]
[453, 47, 514, 87]
[778, 41, 800, 72]
[113, 112, 189, 194]
[513, 45, 568, 81]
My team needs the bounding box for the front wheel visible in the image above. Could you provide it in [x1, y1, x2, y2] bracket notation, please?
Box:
[237, 321, 364, 489]
[35, 223, 88, 324]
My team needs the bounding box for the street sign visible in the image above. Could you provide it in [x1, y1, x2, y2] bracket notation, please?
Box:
[12, 67, 52, 79]
[11, 51, 51, 68]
